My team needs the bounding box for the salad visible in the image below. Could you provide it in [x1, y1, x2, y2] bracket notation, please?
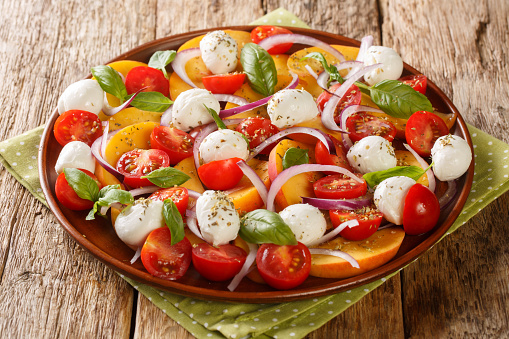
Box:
[50, 26, 472, 292]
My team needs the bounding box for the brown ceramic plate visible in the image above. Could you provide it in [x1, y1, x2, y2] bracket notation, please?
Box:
[39, 26, 474, 303]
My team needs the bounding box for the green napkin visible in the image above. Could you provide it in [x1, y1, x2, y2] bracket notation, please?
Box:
[2, 9, 509, 339]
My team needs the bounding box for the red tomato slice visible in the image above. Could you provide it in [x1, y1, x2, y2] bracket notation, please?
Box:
[235, 117, 280, 152]
[192, 243, 247, 281]
[256, 242, 311, 290]
[202, 73, 246, 94]
[53, 110, 103, 147]
[316, 83, 361, 124]
[345, 112, 397, 143]
[141, 228, 192, 281]
[405, 111, 449, 157]
[116, 149, 170, 188]
[403, 184, 440, 235]
[125, 66, 169, 97]
[329, 205, 383, 241]
[148, 187, 189, 217]
[313, 174, 367, 199]
[197, 157, 244, 190]
[251, 26, 293, 54]
[399, 74, 427, 94]
[55, 169, 101, 210]
[314, 136, 353, 173]
[150, 126, 195, 165]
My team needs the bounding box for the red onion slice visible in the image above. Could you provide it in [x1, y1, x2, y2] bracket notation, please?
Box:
[130, 246, 142, 264]
[301, 196, 372, 210]
[266, 164, 362, 212]
[186, 214, 204, 241]
[305, 65, 318, 79]
[129, 186, 159, 196]
[160, 105, 173, 127]
[403, 143, 436, 193]
[258, 34, 346, 63]
[345, 35, 373, 79]
[339, 104, 385, 149]
[101, 87, 147, 116]
[316, 61, 363, 91]
[237, 160, 268, 205]
[227, 242, 258, 292]
[91, 130, 124, 182]
[100, 121, 110, 159]
[214, 94, 249, 106]
[187, 189, 203, 200]
[307, 219, 359, 247]
[171, 48, 201, 88]
[308, 248, 360, 269]
[439, 180, 457, 209]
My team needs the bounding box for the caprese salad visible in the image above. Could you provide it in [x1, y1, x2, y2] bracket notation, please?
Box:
[51, 26, 472, 291]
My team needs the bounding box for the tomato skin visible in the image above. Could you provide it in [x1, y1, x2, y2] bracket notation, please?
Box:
[116, 149, 170, 188]
[403, 184, 440, 235]
[54, 110, 103, 147]
[405, 111, 449, 157]
[192, 243, 247, 281]
[235, 117, 280, 152]
[125, 66, 169, 97]
[55, 169, 101, 210]
[148, 187, 189, 217]
[313, 174, 367, 199]
[150, 126, 195, 165]
[197, 157, 244, 190]
[202, 73, 246, 94]
[399, 74, 427, 94]
[141, 228, 192, 281]
[316, 83, 361, 124]
[256, 242, 311, 290]
[345, 112, 397, 143]
[251, 26, 293, 54]
[314, 136, 353, 173]
[329, 206, 383, 241]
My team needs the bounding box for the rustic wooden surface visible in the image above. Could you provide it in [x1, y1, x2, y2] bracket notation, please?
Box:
[0, 0, 508, 338]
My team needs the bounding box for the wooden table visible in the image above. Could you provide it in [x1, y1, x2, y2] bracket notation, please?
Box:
[1, 0, 508, 337]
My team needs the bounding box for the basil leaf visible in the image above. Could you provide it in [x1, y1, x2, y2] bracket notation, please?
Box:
[163, 199, 185, 245]
[148, 50, 176, 79]
[369, 80, 433, 119]
[129, 91, 173, 112]
[87, 185, 134, 220]
[240, 43, 277, 96]
[301, 52, 344, 85]
[203, 104, 227, 130]
[91, 65, 127, 103]
[282, 147, 309, 170]
[63, 168, 100, 202]
[240, 209, 297, 246]
[141, 167, 190, 188]
[363, 165, 427, 188]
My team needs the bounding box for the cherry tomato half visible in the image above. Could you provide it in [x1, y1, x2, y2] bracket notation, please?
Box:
[399, 74, 427, 94]
[192, 243, 247, 281]
[329, 205, 383, 241]
[116, 149, 170, 188]
[54, 110, 103, 147]
[403, 184, 440, 235]
[197, 157, 244, 191]
[148, 187, 189, 218]
[125, 66, 169, 97]
[235, 117, 280, 152]
[256, 242, 311, 290]
[316, 83, 361, 124]
[150, 126, 195, 165]
[141, 227, 192, 281]
[314, 136, 353, 173]
[313, 174, 367, 200]
[345, 112, 397, 143]
[251, 26, 293, 54]
[55, 169, 101, 210]
[202, 73, 246, 94]
[405, 111, 449, 157]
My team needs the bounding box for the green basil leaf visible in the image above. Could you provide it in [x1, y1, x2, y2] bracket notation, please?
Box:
[369, 80, 433, 119]
[240, 43, 277, 96]
[301, 52, 344, 85]
[148, 50, 176, 79]
[204, 104, 227, 130]
[87, 185, 134, 220]
[362, 165, 427, 188]
[240, 209, 297, 245]
[282, 147, 309, 170]
[163, 199, 185, 245]
[63, 168, 100, 202]
[141, 167, 190, 188]
[91, 65, 127, 103]
[129, 91, 173, 112]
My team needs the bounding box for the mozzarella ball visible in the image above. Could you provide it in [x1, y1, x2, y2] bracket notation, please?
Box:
[374, 176, 416, 225]
[347, 136, 397, 174]
[279, 204, 327, 246]
[196, 190, 240, 246]
[267, 89, 319, 129]
[431, 135, 472, 181]
[363, 46, 404, 86]
[199, 30, 238, 75]
[57, 79, 104, 115]
[114, 199, 164, 249]
[199, 129, 250, 164]
[171, 88, 219, 131]
[55, 141, 96, 174]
